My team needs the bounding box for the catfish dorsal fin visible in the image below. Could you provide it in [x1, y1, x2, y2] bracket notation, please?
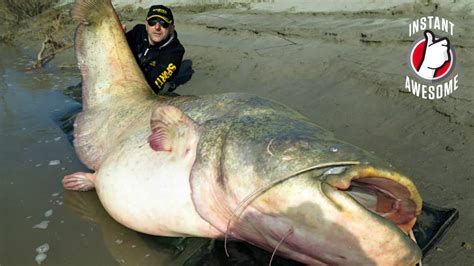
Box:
[73, 0, 151, 110]
[148, 106, 199, 158]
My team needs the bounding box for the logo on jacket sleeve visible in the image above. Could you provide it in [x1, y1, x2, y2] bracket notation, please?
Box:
[154, 63, 177, 89]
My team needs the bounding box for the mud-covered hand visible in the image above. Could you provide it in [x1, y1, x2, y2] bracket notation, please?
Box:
[417, 30, 450, 80]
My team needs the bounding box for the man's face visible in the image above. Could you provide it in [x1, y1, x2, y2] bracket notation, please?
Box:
[146, 19, 174, 45]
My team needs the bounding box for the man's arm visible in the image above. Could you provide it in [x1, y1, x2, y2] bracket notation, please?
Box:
[125, 25, 141, 49]
[144, 49, 184, 94]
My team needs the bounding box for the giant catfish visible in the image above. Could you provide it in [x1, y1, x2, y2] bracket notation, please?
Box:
[63, 0, 423, 264]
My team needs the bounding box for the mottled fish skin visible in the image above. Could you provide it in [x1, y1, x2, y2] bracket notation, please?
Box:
[67, 0, 422, 265]
[186, 94, 421, 265]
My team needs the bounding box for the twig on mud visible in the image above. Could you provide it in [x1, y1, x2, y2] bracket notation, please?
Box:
[266, 138, 275, 156]
[27, 35, 73, 70]
[52, 12, 63, 31]
[35, 36, 55, 68]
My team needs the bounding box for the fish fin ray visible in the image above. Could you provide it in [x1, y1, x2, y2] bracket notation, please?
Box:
[63, 172, 96, 191]
[148, 106, 198, 158]
[72, 0, 112, 25]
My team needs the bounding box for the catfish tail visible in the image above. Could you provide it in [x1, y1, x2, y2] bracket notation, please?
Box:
[72, 0, 150, 110]
[71, 0, 152, 169]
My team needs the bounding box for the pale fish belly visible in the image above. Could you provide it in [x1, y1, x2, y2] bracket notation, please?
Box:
[93, 131, 220, 238]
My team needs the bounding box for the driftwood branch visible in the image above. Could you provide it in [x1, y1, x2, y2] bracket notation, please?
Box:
[34, 36, 54, 68]
[52, 12, 63, 31]
[27, 34, 73, 70]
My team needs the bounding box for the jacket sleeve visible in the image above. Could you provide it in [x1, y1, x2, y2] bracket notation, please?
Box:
[125, 25, 140, 50]
[143, 48, 184, 94]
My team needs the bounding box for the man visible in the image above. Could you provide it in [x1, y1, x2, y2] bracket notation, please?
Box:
[126, 5, 185, 94]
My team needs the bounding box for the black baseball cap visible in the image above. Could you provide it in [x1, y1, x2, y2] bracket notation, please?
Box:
[146, 5, 174, 25]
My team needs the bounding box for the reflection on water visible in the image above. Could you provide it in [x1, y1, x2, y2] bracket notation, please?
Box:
[64, 191, 210, 266]
[63, 190, 302, 266]
[0, 43, 300, 265]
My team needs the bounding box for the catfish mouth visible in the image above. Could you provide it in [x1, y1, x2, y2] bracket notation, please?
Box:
[326, 167, 422, 234]
[344, 177, 418, 232]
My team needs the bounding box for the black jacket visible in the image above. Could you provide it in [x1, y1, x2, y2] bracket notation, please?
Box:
[126, 24, 185, 94]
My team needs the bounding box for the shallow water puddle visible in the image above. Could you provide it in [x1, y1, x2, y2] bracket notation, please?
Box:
[0, 44, 121, 265]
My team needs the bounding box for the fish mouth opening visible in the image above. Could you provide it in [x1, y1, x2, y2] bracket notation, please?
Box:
[326, 166, 422, 233]
[345, 177, 418, 233]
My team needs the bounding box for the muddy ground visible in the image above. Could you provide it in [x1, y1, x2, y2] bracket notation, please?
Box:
[1, 1, 473, 265]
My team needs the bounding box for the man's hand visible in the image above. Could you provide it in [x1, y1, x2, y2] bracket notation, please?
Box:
[417, 30, 450, 80]
[122, 24, 127, 32]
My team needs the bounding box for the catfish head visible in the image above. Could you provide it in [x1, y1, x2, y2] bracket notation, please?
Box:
[189, 95, 422, 265]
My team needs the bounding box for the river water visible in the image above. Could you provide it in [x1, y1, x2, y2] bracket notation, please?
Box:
[0, 44, 301, 266]
[0, 43, 118, 265]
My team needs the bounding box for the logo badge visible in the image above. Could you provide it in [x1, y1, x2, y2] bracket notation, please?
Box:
[404, 16, 459, 100]
[410, 30, 454, 81]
